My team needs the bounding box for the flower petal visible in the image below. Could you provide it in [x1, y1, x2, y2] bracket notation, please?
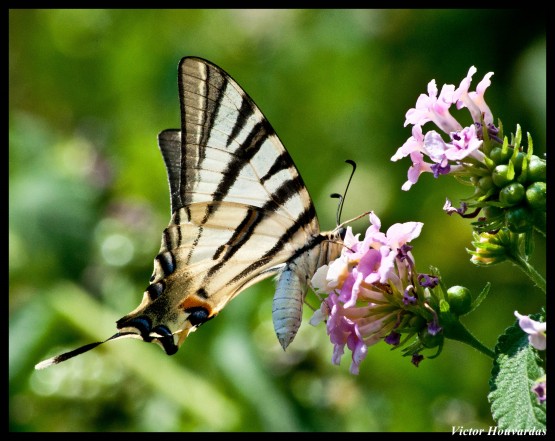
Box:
[514, 311, 546, 350]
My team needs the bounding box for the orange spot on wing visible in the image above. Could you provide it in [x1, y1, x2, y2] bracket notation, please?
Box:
[179, 296, 214, 316]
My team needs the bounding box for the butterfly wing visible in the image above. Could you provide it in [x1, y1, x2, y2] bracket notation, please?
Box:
[116, 57, 341, 353]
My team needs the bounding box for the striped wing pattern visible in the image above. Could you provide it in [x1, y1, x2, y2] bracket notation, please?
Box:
[117, 57, 343, 354]
[34, 57, 345, 370]
[114, 57, 343, 353]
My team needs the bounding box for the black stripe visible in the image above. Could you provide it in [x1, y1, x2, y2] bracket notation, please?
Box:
[261, 174, 306, 213]
[229, 204, 318, 285]
[178, 60, 191, 209]
[226, 98, 252, 148]
[200, 121, 269, 225]
[186, 225, 203, 265]
[212, 207, 262, 260]
[287, 229, 325, 262]
[196, 288, 209, 299]
[162, 224, 182, 250]
[163, 228, 173, 251]
[199, 67, 227, 156]
[205, 175, 312, 280]
[172, 209, 186, 247]
[214, 121, 269, 202]
[176, 224, 182, 247]
[260, 151, 294, 184]
[201, 203, 217, 228]
[208, 207, 264, 276]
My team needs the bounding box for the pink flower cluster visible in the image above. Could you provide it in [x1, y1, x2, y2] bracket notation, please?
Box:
[392, 66, 494, 190]
[310, 212, 423, 374]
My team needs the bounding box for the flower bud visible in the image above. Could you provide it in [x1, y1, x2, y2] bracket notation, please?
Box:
[447, 286, 472, 316]
[499, 182, 525, 206]
[477, 176, 495, 193]
[526, 155, 546, 183]
[468, 231, 511, 266]
[489, 146, 511, 165]
[525, 181, 546, 212]
[492, 164, 513, 187]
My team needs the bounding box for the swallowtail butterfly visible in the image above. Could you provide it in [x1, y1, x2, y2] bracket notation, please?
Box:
[36, 57, 347, 369]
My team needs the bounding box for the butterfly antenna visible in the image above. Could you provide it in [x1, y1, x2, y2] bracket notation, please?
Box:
[330, 159, 357, 226]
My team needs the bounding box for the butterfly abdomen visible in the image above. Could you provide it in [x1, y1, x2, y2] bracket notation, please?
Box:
[273, 264, 305, 350]
[272, 230, 343, 350]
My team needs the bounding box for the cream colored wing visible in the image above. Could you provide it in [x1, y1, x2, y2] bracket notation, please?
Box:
[35, 57, 344, 369]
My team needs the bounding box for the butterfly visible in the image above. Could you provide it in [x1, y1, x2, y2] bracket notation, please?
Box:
[36, 56, 348, 369]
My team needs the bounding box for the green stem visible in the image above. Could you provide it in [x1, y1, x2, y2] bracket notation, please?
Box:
[510, 253, 546, 294]
[443, 320, 495, 359]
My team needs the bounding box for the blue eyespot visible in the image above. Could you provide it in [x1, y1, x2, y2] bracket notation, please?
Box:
[146, 282, 165, 301]
[119, 316, 152, 338]
[185, 307, 212, 327]
[152, 325, 178, 355]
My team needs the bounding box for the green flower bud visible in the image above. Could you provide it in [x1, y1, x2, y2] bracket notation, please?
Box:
[527, 155, 546, 182]
[489, 146, 512, 165]
[525, 181, 546, 211]
[477, 176, 495, 193]
[468, 231, 511, 266]
[447, 286, 472, 316]
[492, 164, 513, 187]
[499, 182, 526, 206]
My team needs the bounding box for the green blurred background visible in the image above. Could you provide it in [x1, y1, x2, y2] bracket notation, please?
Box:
[9, 9, 545, 432]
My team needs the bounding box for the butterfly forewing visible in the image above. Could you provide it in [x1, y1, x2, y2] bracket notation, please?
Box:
[177, 58, 313, 216]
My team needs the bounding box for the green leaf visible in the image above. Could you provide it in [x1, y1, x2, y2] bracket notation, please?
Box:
[488, 317, 546, 430]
